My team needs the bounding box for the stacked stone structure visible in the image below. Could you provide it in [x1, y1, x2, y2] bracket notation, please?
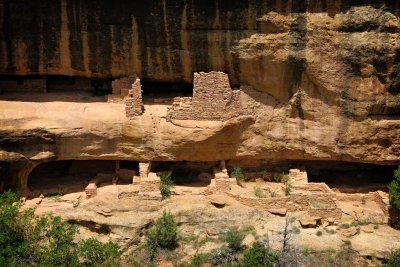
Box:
[289, 168, 308, 185]
[111, 75, 137, 97]
[125, 78, 143, 117]
[166, 72, 243, 121]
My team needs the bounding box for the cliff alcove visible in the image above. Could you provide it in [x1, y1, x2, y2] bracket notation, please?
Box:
[1, 1, 400, 264]
[27, 160, 116, 195]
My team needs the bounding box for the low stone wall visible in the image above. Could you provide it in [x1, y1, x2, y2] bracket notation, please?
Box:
[336, 192, 389, 217]
[215, 178, 236, 192]
[228, 191, 342, 220]
[293, 183, 333, 194]
[139, 172, 160, 192]
[289, 169, 308, 185]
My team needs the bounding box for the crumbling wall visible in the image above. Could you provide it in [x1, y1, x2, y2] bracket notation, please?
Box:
[289, 169, 308, 185]
[111, 75, 137, 97]
[228, 192, 342, 220]
[125, 78, 143, 117]
[166, 72, 243, 121]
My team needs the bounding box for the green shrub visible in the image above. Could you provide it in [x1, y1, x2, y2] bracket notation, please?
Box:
[242, 241, 279, 267]
[389, 166, 400, 210]
[147, 211, 177, 260]
[221, 228, 245, 252]
[389, 166, 400, 226]
[316, 230, 322, 236]
[340, 223, 350, 229]
[159, 171, 174, 199]
[282, 175, 292, 196]
[0, 191, 120, 267]
[209, 247, 236, 266]
[270, 191, 278, 198]
[187, 253, 208, 267]
[254, 187, 266, 198]
[78, 238, 120, 267]
[292, 226, 301, 234]
[231, 167, 244, 185]
[384, 249, 400, 267]
[38, 215, 79, 266]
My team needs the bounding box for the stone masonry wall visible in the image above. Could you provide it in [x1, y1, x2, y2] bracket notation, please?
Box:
[111, 75, 137, 96]
[228, 192, 342, 220]
[125, 78, 143, 117]
[166, 72, 243, 121]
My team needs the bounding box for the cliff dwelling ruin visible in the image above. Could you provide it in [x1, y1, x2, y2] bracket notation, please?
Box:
[1, 1, 400, 265]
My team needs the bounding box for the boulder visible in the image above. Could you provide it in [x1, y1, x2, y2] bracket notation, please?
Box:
[342, 227, 358, 237]
[208, 194, 229, 208]
[299, 214, 322, 228]
[241, 234, 255, 247]
[267, 208, 287, 216]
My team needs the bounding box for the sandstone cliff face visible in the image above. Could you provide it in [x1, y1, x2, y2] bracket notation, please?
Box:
[0, 1, 400, 189]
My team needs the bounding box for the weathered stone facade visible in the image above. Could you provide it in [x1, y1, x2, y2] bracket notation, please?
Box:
[289, 169, 308, 185]
[167, 72, 243, 121]
[111, 75, 137, 97]
[125, 78, 143, 118]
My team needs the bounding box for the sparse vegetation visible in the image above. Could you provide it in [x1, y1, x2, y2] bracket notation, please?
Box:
[209, 246, 238, 266]
[254, 187, 267, 198]
[339, 223, 351, 229]
[270, 191, 278, 197]
[384, 248, 400, 267]
[316, 230, 322, 236]
[147, 210, 177, 260]
[220, 228, 246, 252]
[282, 175, 292, 196]
[389, 166, 400, 227]
[78, 238, 121, 267]
[361, 196, 366, 205]
[292, 226, 301, 234]
[231, 166, 245, 185]
[187, 253, 209, 267]
[242, 241, 279, 267]
[159, 171, 174, 199]
[0, 191, 120, 267]
[309, 200, 334, 209]
[325, 228, 336, 234]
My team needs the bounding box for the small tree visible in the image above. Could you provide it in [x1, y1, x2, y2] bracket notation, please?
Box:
[158, 171, 174, 199]
[231, 167, 244, 186]
[147, 211, 177, 260]
[78, 238, 120, 267]
[242, 241, 279, 267]
[221, 228, 245, 252]
[282, 175, 292, 196]
[388, 166, 400, 227]
[384, 249, 400, 267]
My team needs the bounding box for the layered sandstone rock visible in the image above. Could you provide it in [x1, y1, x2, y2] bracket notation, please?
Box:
[0, 1, 400, 190]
